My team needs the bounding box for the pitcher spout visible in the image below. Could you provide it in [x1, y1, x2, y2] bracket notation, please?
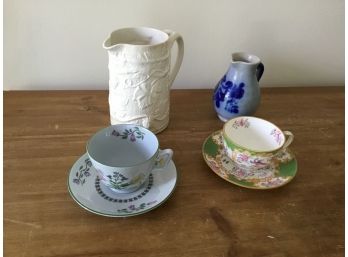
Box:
[103, 27, 170, 51]
[231, 52, 264, 82]
[231, 52, 261, 65]
[103, 32, 122, 50]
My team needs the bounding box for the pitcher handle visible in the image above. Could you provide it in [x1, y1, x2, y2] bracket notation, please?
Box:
[164, 30, 184, 87]
[256, 62, 264, 82]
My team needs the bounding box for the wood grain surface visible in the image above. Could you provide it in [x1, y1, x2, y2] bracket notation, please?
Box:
[4, 87, 344, 257]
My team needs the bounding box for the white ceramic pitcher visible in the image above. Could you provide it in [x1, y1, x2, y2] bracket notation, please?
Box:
[103, 27, 184, 133]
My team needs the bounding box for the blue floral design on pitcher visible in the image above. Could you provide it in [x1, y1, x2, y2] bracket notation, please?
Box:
[214, 75, 245, 114]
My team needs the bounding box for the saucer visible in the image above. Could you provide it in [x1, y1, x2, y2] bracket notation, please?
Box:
[68, 153, 177, 217]
[202, 131, 297, 189]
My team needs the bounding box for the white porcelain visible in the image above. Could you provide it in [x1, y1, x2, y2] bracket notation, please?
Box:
[223, 116, 294, 169]
[68, 153, 177, 217]
[103, 27, 184, 134]
[87, 124, 173, 193]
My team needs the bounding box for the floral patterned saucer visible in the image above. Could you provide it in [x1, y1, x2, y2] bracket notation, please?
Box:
[68, 153, 177, 217]
[202, 131, 297, 189]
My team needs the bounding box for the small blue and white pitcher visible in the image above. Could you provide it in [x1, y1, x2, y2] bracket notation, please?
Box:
[213, 52, 264, 122]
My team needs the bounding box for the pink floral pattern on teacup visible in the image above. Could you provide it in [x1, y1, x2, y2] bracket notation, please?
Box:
[270, 128, 283, 146]
[223, 139, 273, 169]
[220, 155, 276, 180]
[231, 118, 250, 129]
[231, 150, 273, 169]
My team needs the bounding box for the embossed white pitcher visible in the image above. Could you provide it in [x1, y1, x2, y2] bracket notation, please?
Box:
[103, 27, 184, 133]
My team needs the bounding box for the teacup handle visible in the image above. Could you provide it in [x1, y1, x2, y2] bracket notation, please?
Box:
[282, 131, 294, 149]
[164, 30, 184, 87]
[153, 149, 173, 170]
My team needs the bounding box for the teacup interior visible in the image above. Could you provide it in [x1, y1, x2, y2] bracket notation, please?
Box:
[224, 117, 285, 152]
[87, 125, 158, 167]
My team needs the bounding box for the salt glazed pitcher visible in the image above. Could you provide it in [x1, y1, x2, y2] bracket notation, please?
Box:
[103, 27, 184, 134]
[213, 52, 264, 122]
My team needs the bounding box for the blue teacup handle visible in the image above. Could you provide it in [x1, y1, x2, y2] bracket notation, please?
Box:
[153, 149, 173, 170]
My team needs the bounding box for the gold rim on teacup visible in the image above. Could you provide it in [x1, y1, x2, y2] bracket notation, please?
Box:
[222, 116, 294, 169]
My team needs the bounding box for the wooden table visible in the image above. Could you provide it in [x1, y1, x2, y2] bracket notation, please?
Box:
[4, 87, 344, 257]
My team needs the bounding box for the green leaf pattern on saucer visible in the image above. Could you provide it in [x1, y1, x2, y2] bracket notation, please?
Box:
[202, 131, 297, 189]
[117, 201, 157, 214]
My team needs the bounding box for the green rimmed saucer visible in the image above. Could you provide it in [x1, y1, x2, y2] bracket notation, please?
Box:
[202, 131, 297, 189]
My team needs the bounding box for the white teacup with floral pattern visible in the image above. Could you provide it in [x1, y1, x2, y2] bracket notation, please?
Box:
[222, 116, 294, 170]
[87, 124, 173, 193]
